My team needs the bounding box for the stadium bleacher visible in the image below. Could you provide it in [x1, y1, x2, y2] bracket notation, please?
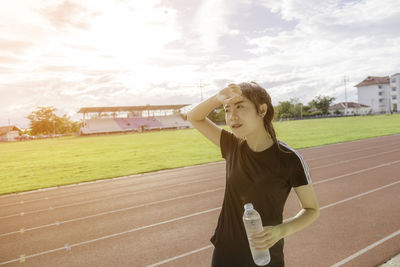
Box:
[155, 115, 191, 128]
[82, 118, 122, 134]
[115, 117, 163, 131]
[78, 105, 191, 135]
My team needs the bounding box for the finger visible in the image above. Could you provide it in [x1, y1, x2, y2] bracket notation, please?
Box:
[252, 241, 270, 249]
[228, 84, 241, 94]
[251, 229, 268, 239]
[250, 237, 265, 245]
[249, 233, 259, 240]
[232, 95, 243, 102]
[254, 240, 273, 249]
[252, 236, 269, 245]
[223, 95, 242, 105]
[255, 245, 270, 251]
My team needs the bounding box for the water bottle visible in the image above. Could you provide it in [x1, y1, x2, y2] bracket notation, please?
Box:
[243, 203, 271, 266]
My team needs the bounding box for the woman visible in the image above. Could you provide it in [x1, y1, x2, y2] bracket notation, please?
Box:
[187, 82, 320, 266]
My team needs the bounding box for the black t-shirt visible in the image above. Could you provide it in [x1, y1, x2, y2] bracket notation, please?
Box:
[210, 129, 311, 267]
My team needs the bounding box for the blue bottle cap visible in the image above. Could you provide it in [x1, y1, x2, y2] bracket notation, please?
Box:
[244, 203, 253, 210]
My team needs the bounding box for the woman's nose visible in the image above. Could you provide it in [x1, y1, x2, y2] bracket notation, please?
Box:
[229, 110, 238, 120]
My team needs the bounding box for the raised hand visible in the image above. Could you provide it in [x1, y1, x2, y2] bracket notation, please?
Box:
[216, 83, 243, 105]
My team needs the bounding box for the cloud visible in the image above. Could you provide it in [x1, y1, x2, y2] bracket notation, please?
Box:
[40, 65, 79, 72]
[0, 66, 16, 74]
[239, 0, 400, 103]
[0, 55, 22, 64]
[260, 0, 339, 21]
[36, 0, 93, 30]
[0, 39, 34, 54]
[0, 0, 399, 128]
[191, 0, 237, 53]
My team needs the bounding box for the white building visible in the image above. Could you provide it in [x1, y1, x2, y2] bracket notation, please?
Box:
[355, 75, 399, 113]
[390, 73, 400, 112]
[329, 102, 370, 115]
[0, 126, 21, 141]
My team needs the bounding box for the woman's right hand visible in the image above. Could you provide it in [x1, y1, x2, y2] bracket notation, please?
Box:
[216, 83, 243, 105]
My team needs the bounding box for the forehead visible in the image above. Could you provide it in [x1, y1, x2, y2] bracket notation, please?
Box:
[224, 98, 251, 108]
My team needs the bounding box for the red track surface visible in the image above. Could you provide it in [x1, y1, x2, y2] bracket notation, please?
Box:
[0, 134, 399, 267]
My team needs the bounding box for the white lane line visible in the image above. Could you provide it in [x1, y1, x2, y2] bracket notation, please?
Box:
[3, 143, 396, 209]
[319, 180, 400, 210]
[0, 187, 224, 238]
[331, 229, 400, 267]
[0, 161, 224, 200]
[0, 167, 224, 207]
[0, 207, 222, 265]
[306, 142, 400, 161]
[144, 180, 400, 267]
[1, 139, 398, 205]
[1, 156, 399, 224]
[3, 178, 399, 238]
[2, 180, 397, 266]
[299, 134, 400, 152]
[310, 148, 400, 170]
[146, 245, 214, 267]
[2, 144, 398, 209]
[1, 136, 398, 202]
[0, 166, 225, 207]
[0, 176, 221, 220]
[313, 159, 400, 185]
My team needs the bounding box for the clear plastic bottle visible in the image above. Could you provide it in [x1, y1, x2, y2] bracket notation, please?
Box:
[243, 203, 271, 266]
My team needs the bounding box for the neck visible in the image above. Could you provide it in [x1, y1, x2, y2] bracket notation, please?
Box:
[245, 129, 274, 152]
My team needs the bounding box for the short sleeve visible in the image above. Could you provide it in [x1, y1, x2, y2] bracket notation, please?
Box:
[220, 129, 238, 159]
[290, 152, 312, 187]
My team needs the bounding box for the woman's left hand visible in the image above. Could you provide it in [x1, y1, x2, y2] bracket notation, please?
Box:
[249, 225, 283, 250]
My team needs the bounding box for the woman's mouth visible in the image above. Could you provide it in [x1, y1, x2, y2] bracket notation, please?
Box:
[231, 123, 242, 129]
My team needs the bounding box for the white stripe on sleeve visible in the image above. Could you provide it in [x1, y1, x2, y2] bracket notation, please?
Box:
[279, 141, 312, 184]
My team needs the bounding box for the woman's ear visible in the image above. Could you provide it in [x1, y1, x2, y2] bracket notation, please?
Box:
[259, 103, 268, 117]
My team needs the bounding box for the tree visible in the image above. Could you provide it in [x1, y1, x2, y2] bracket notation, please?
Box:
[308, 95, 336, 115]
[275, 98, 304, 119]
[275, 101, 295, 119]
[26, 106, 81, 135]
[290, 98, 304, 118]
[207, 106, 226, 123]
[27, 107, 58, 135]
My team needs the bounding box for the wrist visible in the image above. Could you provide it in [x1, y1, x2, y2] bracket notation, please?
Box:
[213, 93, 222, 105]
[276, 223, 287, 239]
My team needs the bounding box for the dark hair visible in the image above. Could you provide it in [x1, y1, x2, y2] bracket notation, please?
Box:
[238, 81, 285, 151]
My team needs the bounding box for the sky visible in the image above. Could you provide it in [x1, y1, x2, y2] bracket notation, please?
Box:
[1, 0, 399, 128]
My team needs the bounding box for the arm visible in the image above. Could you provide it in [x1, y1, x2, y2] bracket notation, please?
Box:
[187, 84, 242, 147]
[186, 94, 223, 147]
[279, 184, 320, 237]
[250, 184, 320, 250]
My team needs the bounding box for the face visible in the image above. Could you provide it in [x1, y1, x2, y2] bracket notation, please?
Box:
[224, 97, 266, 138]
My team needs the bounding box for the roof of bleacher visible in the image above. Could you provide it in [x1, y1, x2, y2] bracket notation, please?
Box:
[78, 104, 189, 113]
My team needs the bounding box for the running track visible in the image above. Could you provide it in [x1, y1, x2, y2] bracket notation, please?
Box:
[0, 134, 399, 266]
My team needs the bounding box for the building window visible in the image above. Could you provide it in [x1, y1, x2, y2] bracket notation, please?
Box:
[392, 78, 396, 83]
[393, 95, 397, 100]
[379, 92, 383, 96]
[378, 85, 382, 89]
[393, 87, 397, 91]
[379, 98, 384, 103]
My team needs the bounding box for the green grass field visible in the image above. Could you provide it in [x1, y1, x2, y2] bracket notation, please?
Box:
[1, 114, 399, 195]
